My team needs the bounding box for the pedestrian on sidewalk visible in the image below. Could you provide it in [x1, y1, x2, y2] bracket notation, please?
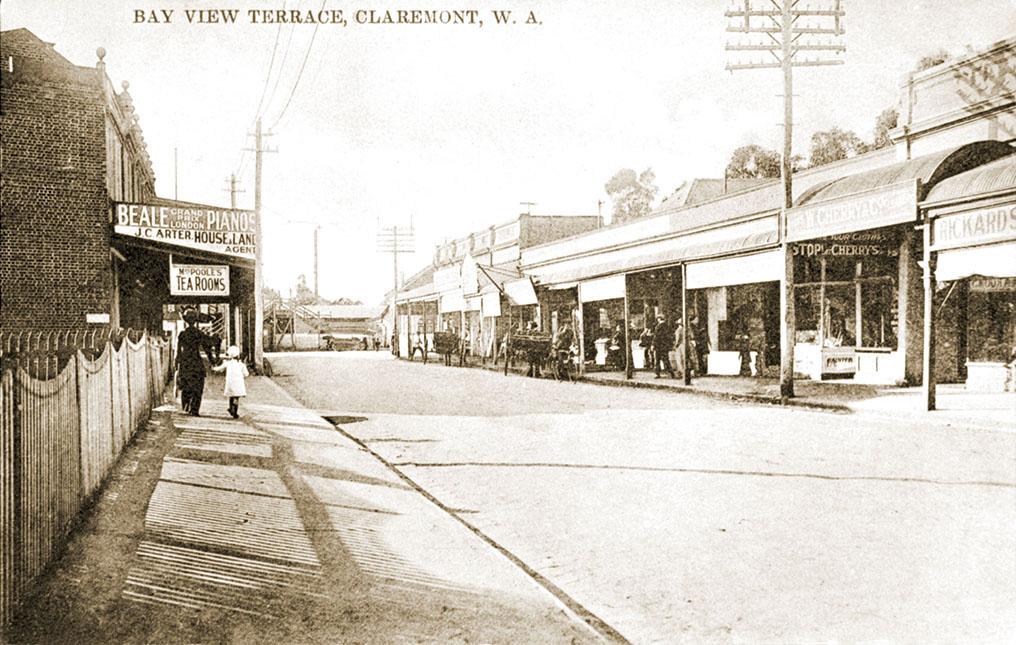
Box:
[653, 315, 676, 379]
[212, 345, 249, 419]
[176, 308, 216, 416]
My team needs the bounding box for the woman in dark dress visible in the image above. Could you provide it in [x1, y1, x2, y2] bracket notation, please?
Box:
[176, 309, 215, 416]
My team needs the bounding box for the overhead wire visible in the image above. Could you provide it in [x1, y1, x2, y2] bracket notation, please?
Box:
[230, 2, 288, 191]
[268, 0, 327, 131]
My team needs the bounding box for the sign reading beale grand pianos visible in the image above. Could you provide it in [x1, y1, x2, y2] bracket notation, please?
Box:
[113, 202, 258, 260]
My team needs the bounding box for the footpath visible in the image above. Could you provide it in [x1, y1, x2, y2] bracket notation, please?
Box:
[7, 374, 598, 644]
[404, 350, 1015, 431]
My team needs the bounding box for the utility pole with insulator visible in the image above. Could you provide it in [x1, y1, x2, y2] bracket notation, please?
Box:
[245, 118, 276, 371]
[376, 221, 415, 357]
[724, 0, 845, 399]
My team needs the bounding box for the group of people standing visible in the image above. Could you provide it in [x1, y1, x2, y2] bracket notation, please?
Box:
[638, 314, 707, 380]
[175, 308, 248, 418]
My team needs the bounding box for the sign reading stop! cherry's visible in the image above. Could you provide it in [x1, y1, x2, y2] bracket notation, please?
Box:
[113, 202, 258, 260]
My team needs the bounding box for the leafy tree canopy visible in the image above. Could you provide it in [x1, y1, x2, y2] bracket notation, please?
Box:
[871, 107, 899, 150]
[604, 168, 659, 224]
[915, 49, 949, 72]
[809, 127, 868, 167]
[726, 144, 784, 179]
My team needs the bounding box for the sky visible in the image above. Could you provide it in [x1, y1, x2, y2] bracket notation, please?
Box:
[2, 1, 1014, 304]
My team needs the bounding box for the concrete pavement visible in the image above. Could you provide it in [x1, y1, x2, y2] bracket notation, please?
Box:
[8, 372, 598, 643]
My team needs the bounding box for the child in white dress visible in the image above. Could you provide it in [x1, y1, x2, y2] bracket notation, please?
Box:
[212, 345, 249, 419]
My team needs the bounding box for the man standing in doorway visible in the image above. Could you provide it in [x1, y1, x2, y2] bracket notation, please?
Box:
[653, 315, 676, 379]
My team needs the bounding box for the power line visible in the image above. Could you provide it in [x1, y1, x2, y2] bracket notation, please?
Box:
[253, 1, 286, 120]
[268, 0, 327, 130]
[263, 20, 298, 121]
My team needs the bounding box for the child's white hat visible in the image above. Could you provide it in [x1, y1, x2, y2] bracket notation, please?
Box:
[227, 345, 240, 358]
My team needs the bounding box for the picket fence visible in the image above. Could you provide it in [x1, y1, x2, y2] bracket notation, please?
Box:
[0, 330, 171, 628]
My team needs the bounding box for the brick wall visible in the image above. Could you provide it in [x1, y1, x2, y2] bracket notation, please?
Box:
[1, 30, 111, 330]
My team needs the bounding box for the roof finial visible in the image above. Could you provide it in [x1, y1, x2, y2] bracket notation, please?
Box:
[96, 47, 106, 62]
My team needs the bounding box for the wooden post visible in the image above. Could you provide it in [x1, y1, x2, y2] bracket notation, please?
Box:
[576, 298, 585, 377]
[504, 295, 511, 376]
[624, 274, 633, 379]
[922, 222, 937, 411]
[682, 264, 691, 385]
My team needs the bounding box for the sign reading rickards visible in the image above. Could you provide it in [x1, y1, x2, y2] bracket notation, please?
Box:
[113, 202, 257, 260]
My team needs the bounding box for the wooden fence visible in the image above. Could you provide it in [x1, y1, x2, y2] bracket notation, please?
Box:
[0, 330, 171, 629]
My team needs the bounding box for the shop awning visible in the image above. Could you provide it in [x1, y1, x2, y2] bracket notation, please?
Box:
[923, 153, 1016, 206]
[579, 275, 625, 303]
[788, 141, 1014, 242]
[685, 249, 784, 289]
[396, 282, 438, 303]
[439, 291, 466, 313]
[481, 292, 501, 317]
[529, 214, 779, 285]
[936, 241, 1016, 281]
[504, 278, 538, 305]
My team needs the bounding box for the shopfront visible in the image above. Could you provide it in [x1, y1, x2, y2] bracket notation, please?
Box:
[788, 141, 1014, 385]
[578, 275, 626, 370]
[791, 228, 905, 381]
[625, 267, 683, 371]
[685, 250, 782, 376]
[924, 153, 1016, 392]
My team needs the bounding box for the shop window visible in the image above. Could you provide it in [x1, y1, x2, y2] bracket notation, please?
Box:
[795, 288, 819, 343]
[861, 282, 898, 348]
[968, 290, 1016, 362]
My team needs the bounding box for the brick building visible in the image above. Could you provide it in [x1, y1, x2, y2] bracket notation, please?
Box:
[1, 29, 258, 354]
[1, 28, 155, 330]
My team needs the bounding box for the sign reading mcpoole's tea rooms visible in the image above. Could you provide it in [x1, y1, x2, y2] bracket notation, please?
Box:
[114, 202, 257, 260]
[170, 263, 230, 296]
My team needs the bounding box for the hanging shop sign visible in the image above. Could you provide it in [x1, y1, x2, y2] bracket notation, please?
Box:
[113, 202, 257, 260]
[170, 263, 230, 296]
[969, 276, 1016, 292]
[792, 231, 900, 258]
[786, 180, 918, 243]
[930, 204, 1016, 251]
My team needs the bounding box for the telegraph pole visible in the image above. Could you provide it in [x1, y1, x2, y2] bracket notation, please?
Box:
[313, 225, 320, 297]
[376, 222, 415, 357]
[725, 0, 845, 399]
[246, 118, 276, 371]
[223, 173, 246, 209]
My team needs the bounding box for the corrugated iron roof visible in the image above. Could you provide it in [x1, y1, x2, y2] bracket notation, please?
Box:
[923, 153, 1016, 205]
[798, 141, 1014, 206]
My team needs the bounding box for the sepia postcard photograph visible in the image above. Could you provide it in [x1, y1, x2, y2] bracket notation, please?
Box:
[0, 1, 1014, 642]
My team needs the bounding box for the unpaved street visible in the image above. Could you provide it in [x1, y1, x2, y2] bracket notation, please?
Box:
[271, 350, 1016, 643]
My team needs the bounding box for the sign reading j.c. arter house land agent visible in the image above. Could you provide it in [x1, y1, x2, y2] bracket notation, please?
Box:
[113, 202, 257, 260]
[170, 264, 230, 296]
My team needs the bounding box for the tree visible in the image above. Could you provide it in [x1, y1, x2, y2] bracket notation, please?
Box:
[291, 274, 318, 306]
[725, 144, 782, 179]
[604, 168, 659, 224]
[808, 127, 868, 167]
[915, 49, 949, 72]
[871, 107, 899, 150]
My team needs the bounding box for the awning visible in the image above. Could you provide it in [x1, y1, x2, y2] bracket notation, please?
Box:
[439, 291, 466, 313]
[686, 249, 783, 289]
[923, 153, 1016, 206]
[936, 241, 1016, 281]
[481, 292, 501, 317]
[504, 278, 538, 305]
[528, 214, 778, 285]
[788, 141, 1013, 242]
[579, 275, 625, 303]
